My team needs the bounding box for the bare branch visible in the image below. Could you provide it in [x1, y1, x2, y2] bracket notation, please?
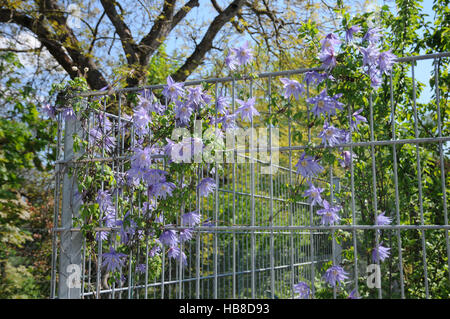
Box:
[88, 11, 106, 55]
[100, 0, 139, 65]
[139, 0, 199, 65]
[171, 0, 245, 82]
[0, 7, 109, 90]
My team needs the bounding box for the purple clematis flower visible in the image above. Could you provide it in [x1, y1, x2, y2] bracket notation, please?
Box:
[329, 93, 344, 114]
[231, 41, 253, 66]
[339, 150, 357, 168]
[317, 200, 341, 225]
[304, 71, 331, 87]
[360, 44, 381, 67]
[96, 112, 113, 134]
[363, 27, 383, 44]
[96, 190, 113, 213]
[162, 75, 185, 101]
[118, 218, 143, 245]
[137, 93, 161, 114]
[345, 25, 361, 43]
[126, 166, 147, 187]
[135, 264, 147, 274]
[319, 47, 337, 69]
[154, 181, 176, 199]
[324, 265, 348, 287]
[187, 86, 209, 109]
[167, 246, 181, 259]
[280, 78, 305, 100]
[295, 153, 324, 178]
[174, 100, 194, 126]
[89, 128, 116, 153]
[138, 91, 165, 114]
[225, 53, 239, 70]
[350, 108, 368, 131]
[378, 50, 396, 74]
[197, 177, 216, 197]
[348, 289, 361, 299]
[102, 247, 127, 272]
[217, 113, 238, 129]
[294, 282, 311, 299]
[159, 230, 178, 247]
[144, 169, 167, 186]
[62, 107, 76, 121]
[235, 97, 259, 122]
[376, 212, 392, 226]
[307, 89, 334, 118]
[41, 103, 55, 118]
[131, 147, 152, 170]
[142, 200, 156, 217]
[303, 182, 324, 206]
[102, 205, 117, 228]
[359, 44, 380, 67]
[372, 243, 391, 262]
[216, 95, 230, 114]
[178, 251, 188, 267]
[96, 231, 108, 241]
[368, 67, 382, 88]
[182, 210, 201, 227]
[149, 243, 162, 257]
[154, 213, 165, 224]
[133, 106, 151, 137]
[320, 33, 341, 52]
[338, 128, 350, 144]
[179, 228, 194, 242]
[318, 121, 344, 147]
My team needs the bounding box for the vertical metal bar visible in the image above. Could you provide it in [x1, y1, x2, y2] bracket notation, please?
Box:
[127, 247, 133, 298]
[330, 164, 337, 300]
[214, 82, 219, 299]
[161, 246, 165, 299]
[348, 104, 359, 297]
[50, 111, 62, 299]
[306, 83, 315, 298]
[112, 94, 121, 299]
[95, 102, 104, 299]
[196, 168, 201, 299]
[390, 72, 405, 298]
[249, 79, 256, 298]
[81, 102, 91, 299]
[268, 76, 275, 298]
[287, 78, 295, 299]
[232, 78, 237, 299]
[368, 93, 382, 299]
[325, 82, 337, 299]
[179, 173, 184, 299]
[411, 63, 429, 298]
[145, 238, 149, 299]
[434, 59, 450, 285]
[88, 254, 91, 297]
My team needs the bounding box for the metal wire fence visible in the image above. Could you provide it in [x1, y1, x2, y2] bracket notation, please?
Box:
[50, 52, 450, 299]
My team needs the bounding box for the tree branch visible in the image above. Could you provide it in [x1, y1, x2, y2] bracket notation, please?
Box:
[99, 0, 139, 65]
[171, 0, 245, 82]
[211, 0, 245, 33]
[139, 0, 199, 65]
[0, 6, 108, 90]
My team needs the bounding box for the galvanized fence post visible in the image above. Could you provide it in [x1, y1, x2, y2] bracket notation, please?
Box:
[58, 93, 83, 299]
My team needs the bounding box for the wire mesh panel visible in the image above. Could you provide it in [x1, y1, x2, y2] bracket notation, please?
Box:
[51, 52, 450, 299]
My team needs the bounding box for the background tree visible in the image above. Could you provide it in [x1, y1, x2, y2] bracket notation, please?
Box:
[0, 0, 342, 92]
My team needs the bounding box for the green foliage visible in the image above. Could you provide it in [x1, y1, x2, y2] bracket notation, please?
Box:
[0, 52, 56, 298]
